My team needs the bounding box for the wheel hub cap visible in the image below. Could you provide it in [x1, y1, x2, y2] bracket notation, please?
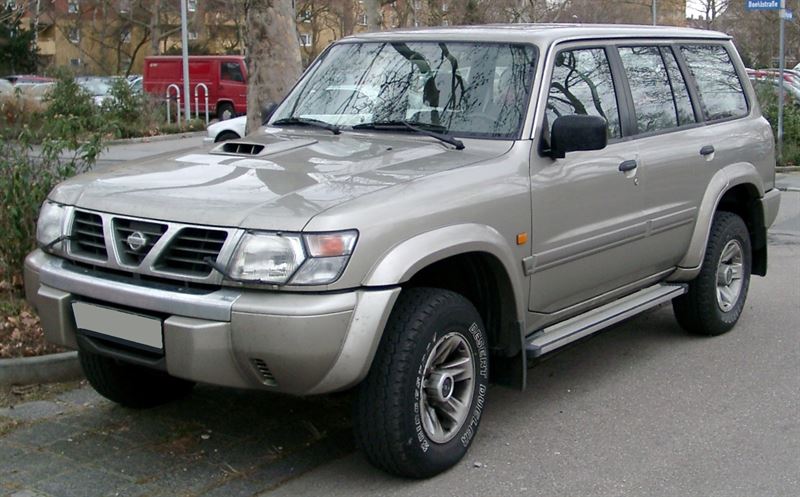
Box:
[419, 332, 475, 444]
[715, 239, 744, 312]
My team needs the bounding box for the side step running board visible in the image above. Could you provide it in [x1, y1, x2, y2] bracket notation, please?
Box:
[526, 283, 687, 358]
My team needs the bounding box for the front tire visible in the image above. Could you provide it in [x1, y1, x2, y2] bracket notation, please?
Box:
[79, 351, 195, 408]
[673, 211, 752, 336]
[354, 288, 490, 478]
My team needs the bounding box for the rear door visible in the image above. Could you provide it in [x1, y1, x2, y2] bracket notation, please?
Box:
[616, 44, 707, 273]
[529, 44, 648, 313]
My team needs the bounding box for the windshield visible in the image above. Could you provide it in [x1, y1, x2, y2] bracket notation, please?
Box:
[77, 78, 114, 96]
[272, 41, 537, 139]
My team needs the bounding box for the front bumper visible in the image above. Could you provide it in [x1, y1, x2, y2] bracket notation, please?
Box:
[24, 249, 399, 395]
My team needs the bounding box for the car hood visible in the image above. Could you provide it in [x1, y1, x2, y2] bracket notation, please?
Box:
[50, 130, 513, 231]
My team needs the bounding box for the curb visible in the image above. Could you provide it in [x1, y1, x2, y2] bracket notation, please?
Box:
[105, 131, 206, 145]
[0, 351, 83, 386]
[776, 166, 800, 173]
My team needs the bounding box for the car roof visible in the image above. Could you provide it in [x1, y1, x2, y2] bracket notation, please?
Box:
[344, 23, 730, 45]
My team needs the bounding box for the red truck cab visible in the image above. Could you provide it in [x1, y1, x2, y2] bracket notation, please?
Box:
[143, 55, 247, 120]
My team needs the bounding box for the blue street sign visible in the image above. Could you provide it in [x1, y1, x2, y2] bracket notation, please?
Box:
[784, 8, 793, 20]
[746, 0, 780, 10]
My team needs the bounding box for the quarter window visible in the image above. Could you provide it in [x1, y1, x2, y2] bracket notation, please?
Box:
[680, 45, 747, 121]
[619, 46, 678, 133]
[546, 48, 621, 139]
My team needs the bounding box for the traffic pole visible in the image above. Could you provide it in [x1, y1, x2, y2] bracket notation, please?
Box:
[778, 0, 786, 161]
[180, 0, 191, 122]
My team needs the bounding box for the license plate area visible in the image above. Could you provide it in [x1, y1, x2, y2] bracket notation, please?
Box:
[72, 301, 164, 353]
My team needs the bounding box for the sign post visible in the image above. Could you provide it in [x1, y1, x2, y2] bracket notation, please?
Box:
[746, 0, 786, 161]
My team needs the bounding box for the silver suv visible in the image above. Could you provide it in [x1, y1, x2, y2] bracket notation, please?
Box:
[25, 25, 781, 477]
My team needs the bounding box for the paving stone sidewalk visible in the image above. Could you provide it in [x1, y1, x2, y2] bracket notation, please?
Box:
[0, 384, 353, 497]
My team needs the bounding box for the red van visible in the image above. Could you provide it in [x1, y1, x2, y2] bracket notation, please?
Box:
[143, 55, 247, 120]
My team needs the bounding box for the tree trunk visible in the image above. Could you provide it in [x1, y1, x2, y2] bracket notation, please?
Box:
[245, 0, 303, 132]
[365, 0, 381, 32]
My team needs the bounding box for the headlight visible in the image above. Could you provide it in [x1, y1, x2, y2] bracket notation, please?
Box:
[36, 201, 67, 252]
[227, 232, 305, 284]
[226, 230, 358, 286]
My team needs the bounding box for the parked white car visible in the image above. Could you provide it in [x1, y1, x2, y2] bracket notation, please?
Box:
[204, 115, 246, 143]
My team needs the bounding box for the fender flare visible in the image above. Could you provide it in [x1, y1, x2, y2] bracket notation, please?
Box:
[364, 223, 527, 326]
[669, 162, 765, 281]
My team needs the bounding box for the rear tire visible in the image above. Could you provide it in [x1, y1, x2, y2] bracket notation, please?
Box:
[79, 351, 195, 408]
[353, 288, 490, 478]
[673, 211, 751, 336]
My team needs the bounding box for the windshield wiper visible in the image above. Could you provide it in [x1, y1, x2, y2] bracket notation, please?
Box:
[353, 120, 464, 150]
[272, 117, 341, 135]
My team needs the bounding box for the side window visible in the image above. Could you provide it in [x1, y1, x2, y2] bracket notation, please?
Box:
[221, 62, 245, 83]
[680, 45, 747, 121]
[546, 48, 621, 139]
[660, 47, 696, 126]
[618, 46, 678, 133]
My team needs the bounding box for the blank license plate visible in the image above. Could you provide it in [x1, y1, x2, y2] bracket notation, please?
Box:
[72, 302, 163, 350]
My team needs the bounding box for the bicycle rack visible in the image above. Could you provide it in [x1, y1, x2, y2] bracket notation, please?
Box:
[194, 83, 209, 125]
[166, 84, 182, 126]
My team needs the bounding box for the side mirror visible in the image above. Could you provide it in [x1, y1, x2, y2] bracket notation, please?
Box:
[549, 115, 608, 159]
[261, 103, 278, 125]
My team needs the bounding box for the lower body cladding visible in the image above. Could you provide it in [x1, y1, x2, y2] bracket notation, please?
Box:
[24, 249, 400, 396]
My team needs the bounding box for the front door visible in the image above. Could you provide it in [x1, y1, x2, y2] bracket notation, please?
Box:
[529, 45, 648, 313]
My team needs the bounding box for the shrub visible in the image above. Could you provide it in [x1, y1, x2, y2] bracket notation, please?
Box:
[755, 85, 800, 166]
[0, 74, 106, 293]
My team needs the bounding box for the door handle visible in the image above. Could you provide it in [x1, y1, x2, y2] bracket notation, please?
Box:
[700, 145, 715, 156]
[618, 159, 638, 172]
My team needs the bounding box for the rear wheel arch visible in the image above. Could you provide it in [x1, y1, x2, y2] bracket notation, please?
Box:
[716, 184, 767, 276]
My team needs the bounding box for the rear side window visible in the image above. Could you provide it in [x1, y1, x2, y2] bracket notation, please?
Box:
[618, 46, 678, 133]
[661, 47, 696, 126]
[680, 45, 747, 121]
[546, 48, 621, 139]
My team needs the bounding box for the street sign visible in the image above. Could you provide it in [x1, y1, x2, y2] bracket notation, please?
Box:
[784, 8, 793, 20]
[746, 0, 780, 9]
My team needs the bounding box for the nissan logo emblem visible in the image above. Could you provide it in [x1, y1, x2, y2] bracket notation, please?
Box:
[126, 231, 148, 252]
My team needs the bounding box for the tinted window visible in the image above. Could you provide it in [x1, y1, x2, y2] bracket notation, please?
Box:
[661, 47, 696, 126]
[546, 48, 621, 139]
[619, 46, 677, 133]
[221, 62, 244, 82]
[681, 45, 747, 121]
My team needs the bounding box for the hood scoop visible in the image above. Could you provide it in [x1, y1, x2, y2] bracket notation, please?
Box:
[212, 141, 266, 156]
[210, 138, 319, 157]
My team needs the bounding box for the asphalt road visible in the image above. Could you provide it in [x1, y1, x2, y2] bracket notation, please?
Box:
[262, 189, 800, 497]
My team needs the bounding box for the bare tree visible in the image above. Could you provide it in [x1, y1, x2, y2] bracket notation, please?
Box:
[693, 0, 730, 29]
[245, 0, 303, 131]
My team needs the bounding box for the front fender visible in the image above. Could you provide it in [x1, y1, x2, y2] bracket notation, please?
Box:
[363, 223, 527, 324]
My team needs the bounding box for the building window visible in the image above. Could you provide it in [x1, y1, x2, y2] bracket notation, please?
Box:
[442, 19, 449, 26]
[188, 31, 198, 40]
[187, 0, 196, 12]
[442, 2, 448, 12]
[300, 33, 312, 47]
[120, 29, 131, 44]
[70, 58, 82, 67]
[358, 12, 367, 26]
[301, 9, 312, 22]
[67, 27, 80, 43]
[67, 0, 79, 14]
[119, 0, 130, 13]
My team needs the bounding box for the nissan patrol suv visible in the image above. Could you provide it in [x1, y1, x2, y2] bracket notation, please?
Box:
[25, 25, 780, 477]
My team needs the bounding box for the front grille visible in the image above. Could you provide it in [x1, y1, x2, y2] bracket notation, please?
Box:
[157, 228, 228, 277]
[113, 218, 167, 266]
[70, 211, 107, 260]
